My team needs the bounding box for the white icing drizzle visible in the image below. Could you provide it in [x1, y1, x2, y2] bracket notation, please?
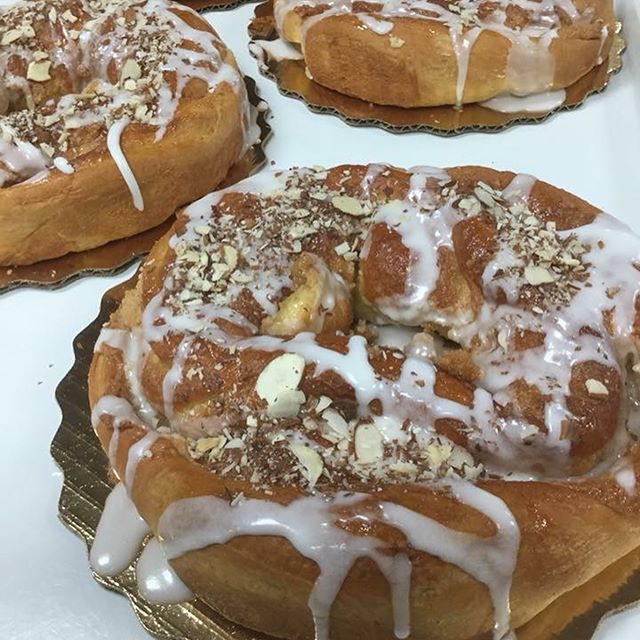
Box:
[125, 431, 158, 488]
[0, 0, 252, 195]
[92, 164, 640, 639]
[136, 537, 194, 604]
[611, 458, 637, 497]
[249, 38, 305, 69]
[90, 483, 193, 604]
[91, 395, 140, 467]
[97, 166, 640, 476]
[53, 156, 74, 174]
[481, 89, 566, 113]
[614, 468, 636, 497]
[90, 483, 150, 576]
[274, 0, 607, 107]
[158, 480, 518, 640]
[358, 14, 395, 35]
[451, 26, 482, 107]
[107, 118, 144, 212]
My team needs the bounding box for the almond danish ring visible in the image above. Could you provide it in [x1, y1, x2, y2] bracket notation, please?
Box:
[274, 0, 616, 108]
[90, 164, 640, 640]
[0, 0, 254, 266]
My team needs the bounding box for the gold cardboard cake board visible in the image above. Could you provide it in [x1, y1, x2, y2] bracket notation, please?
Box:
[0, 76, 271, 296]
[51, 276, 640, 640]
[248, 2, 625, 136]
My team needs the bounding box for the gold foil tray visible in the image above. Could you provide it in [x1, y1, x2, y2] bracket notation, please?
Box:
[0, 76, 271, 296]
[248, 2, 625, 136]
[52, 276, 640, 640]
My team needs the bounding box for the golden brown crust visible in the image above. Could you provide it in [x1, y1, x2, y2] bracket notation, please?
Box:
[89, 164, 640, 640]
[276, 0, 615, 107]
[0, 84, 244, 265]
[0, 1, 247, 266]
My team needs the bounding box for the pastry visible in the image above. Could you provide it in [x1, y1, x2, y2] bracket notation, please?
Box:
[273, 0, 616, 108]
[0, 0, 254, 266]
[89, 164, 640, 640]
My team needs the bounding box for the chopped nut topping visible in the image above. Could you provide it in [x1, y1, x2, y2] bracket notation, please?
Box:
[585, 379, 609, 396]
[0, 0, 235, 187]
[26, 60, 51, 82]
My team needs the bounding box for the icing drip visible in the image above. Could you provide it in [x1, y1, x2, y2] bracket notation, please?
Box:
[480, 89, 566, 113]
[451, 26, 482, 108]
[125, 431, 158, 488]
[0, 0, 251, 194]
[107, 119, 144, 212]
[90, 483, 150, 576]
[53, 156, 74, 174]
[612, 458, 637, 497]
[136, 537, 194, 604]
[358, 14, 395, 35]
[91, 395, 140, 467]
[90, 483, 193, 604]
[275, 0, 605, 106]
[92, 164, 640, 638]
[249, 38, 305, 67]
[506, 30, 557, 96]
[158, 482, 519, 640]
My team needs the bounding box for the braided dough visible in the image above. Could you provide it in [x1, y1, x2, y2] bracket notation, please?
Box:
[274, 0, 615, 108]
[90, 164, 640, 640]
[0, 0, 253, 266]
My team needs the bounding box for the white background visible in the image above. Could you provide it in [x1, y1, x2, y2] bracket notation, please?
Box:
[0, 1, 639, 638]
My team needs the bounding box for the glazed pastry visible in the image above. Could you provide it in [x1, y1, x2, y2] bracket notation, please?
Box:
[89, 164, 640, 640]
[273, 0, 615, 108]
[0, 0, 255, 266]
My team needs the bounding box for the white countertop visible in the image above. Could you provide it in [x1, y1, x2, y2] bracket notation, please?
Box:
[1, 1, 640, 639]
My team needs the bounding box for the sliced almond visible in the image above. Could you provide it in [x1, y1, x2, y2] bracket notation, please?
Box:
[231, 271, 253, 284]
[457, 196, 481, 215]
[520, 424, 539, 440]
[448, 446, 474, 470]
[289, 444, 323, 489]
[315, 395, 333, 413]
[388, 461, 417, 474]
[331, 195, 365, 216]
[223, 245, 238, 271]
[61, 9, 78, 22]
[1, 29, 22, 45]
[354, 422, 383, 464]
[209, 262, 229, 281]
[195, 436, 222, 454]
[424, 441, 453, 468]
[256, 353, 305, 404]
[585, 379, 609, 396]
[27, 60, 51, 82]
[524, 265, 555, 286]
[121, 58, 141, 81]
[334, 241, 350, 256]
[39, 142, 54, 157]
[41, 113, 60, 127]
[389, 35, 405, 48]
[246, 414, 258, 427]
[267, 389, 306, 419]
[322, 408, 350, 440]
[289, 222, 316, 239]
